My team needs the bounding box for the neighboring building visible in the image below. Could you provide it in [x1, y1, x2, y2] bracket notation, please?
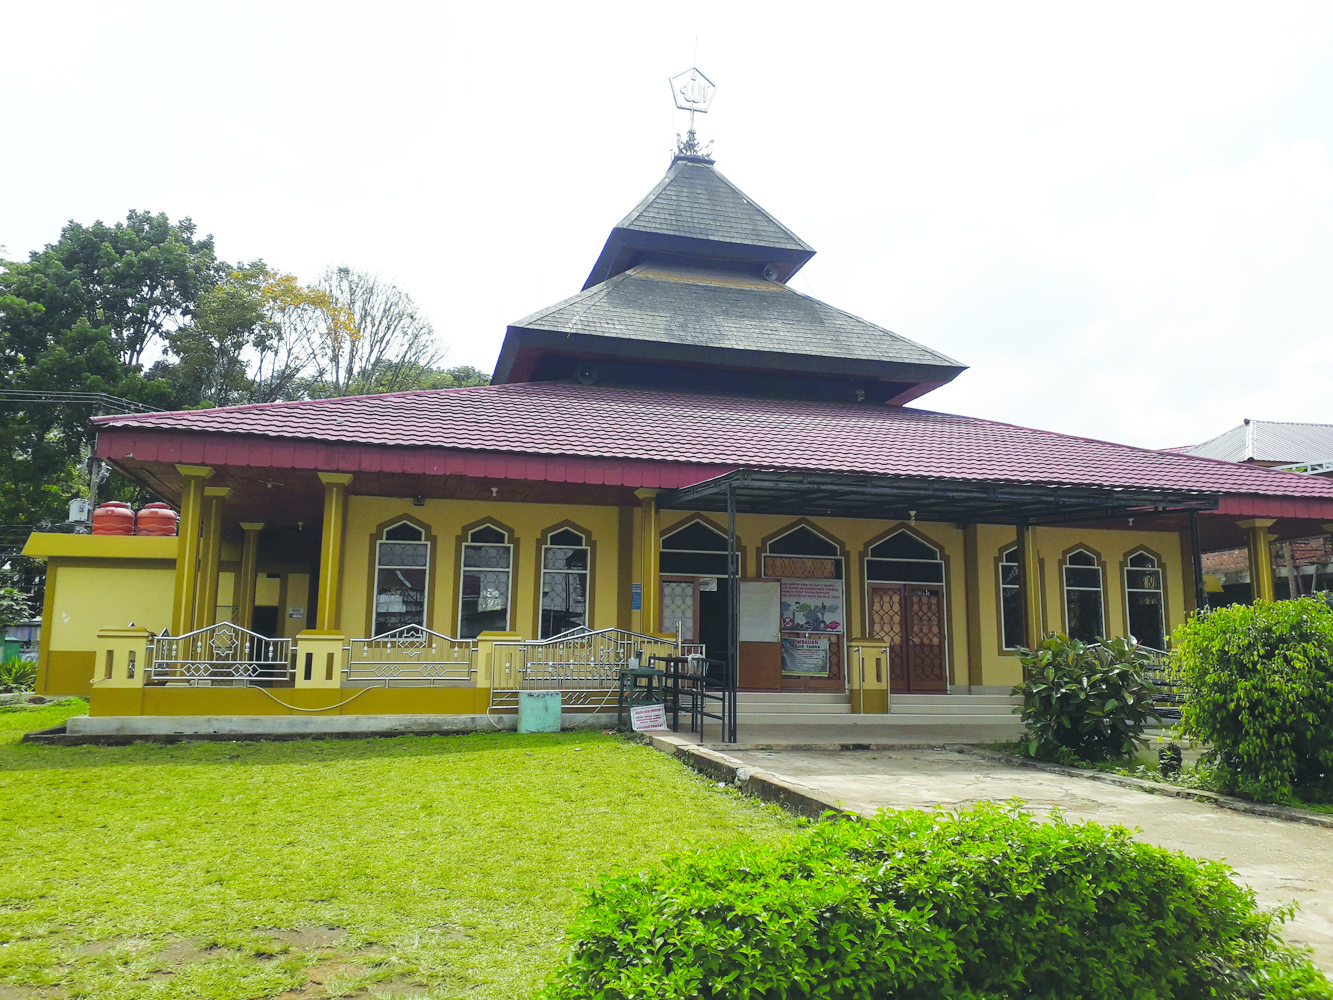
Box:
[1175, 420, 1333, 603]
[23, 143, 1333, 738]
[1180, 418, 1333, 469]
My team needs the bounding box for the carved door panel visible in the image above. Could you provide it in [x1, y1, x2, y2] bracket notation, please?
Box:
[906, 586, 947, 692]
[869, 585, 908, 691]
[870, 583, 947, 692]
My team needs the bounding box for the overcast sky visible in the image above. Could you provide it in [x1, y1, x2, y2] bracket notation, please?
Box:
[4, 1, 1332, 450]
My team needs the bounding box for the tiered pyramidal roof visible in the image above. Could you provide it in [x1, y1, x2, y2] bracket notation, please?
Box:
[494, 154, 965, 405]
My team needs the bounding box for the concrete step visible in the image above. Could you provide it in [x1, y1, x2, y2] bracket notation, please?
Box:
[892, 694, 1019, 707]
[739, 702, 851, 716]
[733, 712, 1023, 727]
[890, 701, 1019, 717]
[737, 692, 849, 705]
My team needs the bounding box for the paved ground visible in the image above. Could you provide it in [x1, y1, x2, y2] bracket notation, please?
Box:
[725, 747, 1333, 973]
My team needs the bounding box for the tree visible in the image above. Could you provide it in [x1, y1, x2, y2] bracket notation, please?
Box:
[35, 211, 219, 367]
[307, 267, 445, 397]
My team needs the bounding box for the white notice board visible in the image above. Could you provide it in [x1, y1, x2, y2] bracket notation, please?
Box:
[739, 581, 781, 643]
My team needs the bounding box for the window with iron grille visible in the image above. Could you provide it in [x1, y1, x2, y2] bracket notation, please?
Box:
[541, 528, 589, 638]
[1062, 549, 1105, 643]
[999, 546, 1022, 650]
[1124, 550, 1165, 649]
[374, 522, 429, 636]
[460, 524, 511, 639]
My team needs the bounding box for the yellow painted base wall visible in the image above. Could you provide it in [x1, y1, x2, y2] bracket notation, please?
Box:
[90, 686, 491, 717]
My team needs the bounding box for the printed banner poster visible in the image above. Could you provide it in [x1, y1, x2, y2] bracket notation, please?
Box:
[779, 578, 843, 632]
[781, 636, 830, 676]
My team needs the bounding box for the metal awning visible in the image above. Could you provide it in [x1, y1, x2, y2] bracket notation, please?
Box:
[657, 470, 1220, 525]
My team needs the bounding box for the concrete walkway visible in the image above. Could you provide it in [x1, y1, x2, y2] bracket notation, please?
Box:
[725, 747, 1333, 973]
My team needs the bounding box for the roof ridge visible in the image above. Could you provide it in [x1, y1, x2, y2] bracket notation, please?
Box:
[508, 271, 631, 330]
[705, 164, 813, 251]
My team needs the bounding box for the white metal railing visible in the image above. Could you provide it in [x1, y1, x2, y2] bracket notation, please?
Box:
[149, 622, 293, 686]
[492, 626, 681, 691]
[345, 626, 476, 686]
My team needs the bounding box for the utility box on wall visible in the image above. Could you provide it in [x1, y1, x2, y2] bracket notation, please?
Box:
[517, 691, 562, 733]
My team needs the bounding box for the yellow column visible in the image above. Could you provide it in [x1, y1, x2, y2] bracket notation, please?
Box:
[1237, 518, 1276, 603]
[1016, 522, 1043, 647]
[635, 489, 660, 633]
[236, 522, 264, 630]
[193, 486, 231, 627]
[170, 464, 213, 635]
[962, 524, 984, 688]
[315, 473, 353, 631]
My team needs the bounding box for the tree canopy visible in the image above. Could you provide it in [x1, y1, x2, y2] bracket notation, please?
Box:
[0, 211, 487, 527]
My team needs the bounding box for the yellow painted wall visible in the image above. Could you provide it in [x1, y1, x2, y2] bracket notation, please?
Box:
[969, 524, 1187, 689]
[38, 558, 176, 695]
[342, 496, 625, 640]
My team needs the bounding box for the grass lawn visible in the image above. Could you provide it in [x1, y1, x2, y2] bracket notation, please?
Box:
[0, 703, 799, 999]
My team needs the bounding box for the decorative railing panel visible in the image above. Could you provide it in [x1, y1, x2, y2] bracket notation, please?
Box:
[148, 622, 293, 686]
[492, 627, 681, 693]
[345, 627, 476, 686]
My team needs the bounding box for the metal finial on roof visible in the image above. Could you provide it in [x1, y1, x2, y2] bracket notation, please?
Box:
[669, 66, 716, 161]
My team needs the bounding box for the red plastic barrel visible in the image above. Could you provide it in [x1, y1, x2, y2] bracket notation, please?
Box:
[91, 501, 135, 535]
[135, 502, 179, 536]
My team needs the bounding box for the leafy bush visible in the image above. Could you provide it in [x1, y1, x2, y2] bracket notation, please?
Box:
[0, 658, 37, 693]
[1012, 633, 1161, 762]
[544, 802, 1329, 1000]
[1173, 597, 1333, 800]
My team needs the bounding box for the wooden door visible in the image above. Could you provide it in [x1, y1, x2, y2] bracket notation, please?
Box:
[869, 584, 947, 693]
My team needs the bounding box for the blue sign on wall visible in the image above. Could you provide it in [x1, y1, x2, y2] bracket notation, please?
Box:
[631, 583, 642, 610]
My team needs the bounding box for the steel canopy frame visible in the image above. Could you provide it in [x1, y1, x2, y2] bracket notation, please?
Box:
[658, 470, 1220, 526]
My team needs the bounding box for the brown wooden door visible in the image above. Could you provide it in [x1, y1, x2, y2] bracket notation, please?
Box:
[869, 583, 947, 693]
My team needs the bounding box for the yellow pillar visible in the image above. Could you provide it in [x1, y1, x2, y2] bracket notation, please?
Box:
[1016, 522, 1043, 647]
[315, 473, 353, 631]
[635, 489, 660, 633]
[1237, 518, 1277, 603]
[194, 486, 231, 627]
[236, 522, 264, 630]
[170, 464, 213, 636]
[962, 524, 984, 688]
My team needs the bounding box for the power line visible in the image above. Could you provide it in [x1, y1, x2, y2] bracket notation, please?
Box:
[0, 389, 162, 414]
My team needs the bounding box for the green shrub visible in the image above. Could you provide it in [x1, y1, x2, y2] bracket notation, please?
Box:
[543, 803, 1329, 1000]
[0, 657, 37, 693]
[1173, 597, 1333, 800]
[1012, 633, 1161, 762]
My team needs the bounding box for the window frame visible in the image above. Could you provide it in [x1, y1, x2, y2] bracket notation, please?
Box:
[539, 527, 591, 639]
[371, 520, 431, 637]
[1123, 548, 1167, 650]
[660, 517, 739, 578]
[998, 545, 1022, 651]
[864, 529, 945, 585]
[1061, 547, 1106, 644]
[458, 523, 514, 639]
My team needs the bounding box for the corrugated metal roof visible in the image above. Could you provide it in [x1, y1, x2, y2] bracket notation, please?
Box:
[92, 381, 1333, 500]
[1186, 420, 1333, 463]
[511, 264, 960, 369]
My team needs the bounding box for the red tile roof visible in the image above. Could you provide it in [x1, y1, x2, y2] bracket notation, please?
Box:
[93, 382, 1333, 500]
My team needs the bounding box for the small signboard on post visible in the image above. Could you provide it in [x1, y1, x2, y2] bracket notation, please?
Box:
[629, 702, 667, 732]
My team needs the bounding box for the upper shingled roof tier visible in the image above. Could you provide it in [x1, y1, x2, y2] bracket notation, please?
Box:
[94, 382, 1333, 499]
[616, 158, 812, 250]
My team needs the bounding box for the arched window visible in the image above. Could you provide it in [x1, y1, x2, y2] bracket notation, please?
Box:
[763, 525, 842, 579]
[1124, 551, 1165, 649]
[998, 546, 1021, 650]
[541, 527, 590, 638]
[866, 530, 944, 584]
[660, 519, 731, 576]
[1062, 549, 1105, 643]
[374, 521, 429, 636]
[459, 524, 512, 639]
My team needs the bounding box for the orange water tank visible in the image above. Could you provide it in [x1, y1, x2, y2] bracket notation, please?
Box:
[135, 502, 179, 536]
[91, 501, 135, 535]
